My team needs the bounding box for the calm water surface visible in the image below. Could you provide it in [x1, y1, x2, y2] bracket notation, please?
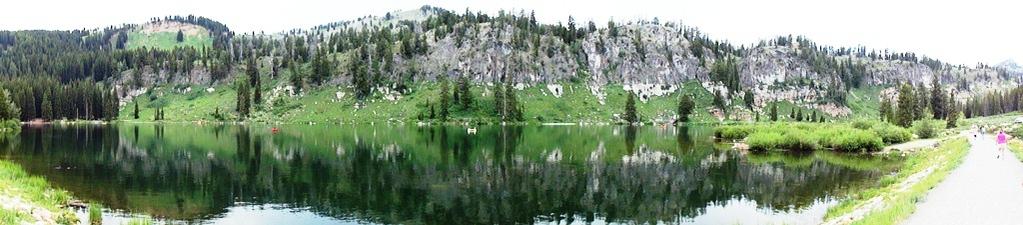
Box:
[0, 124, 901, 224]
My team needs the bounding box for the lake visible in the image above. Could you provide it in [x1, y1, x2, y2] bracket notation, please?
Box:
[0, 124, 901, 224]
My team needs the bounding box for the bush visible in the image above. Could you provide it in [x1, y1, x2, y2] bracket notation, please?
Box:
[872, 124, 913, 144]
[747, 132, 783, 151]
[1010, 126, 1023, 138]
[851, 119, 877, 130]
[828, 130, 885, 152]
[0, 119, 19, 133]
[913, 120, 938, 139]
[715, 125, 754, 139]
[778, 130, 818, 151]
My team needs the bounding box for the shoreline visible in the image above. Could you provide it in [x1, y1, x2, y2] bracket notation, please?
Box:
[0, 160, 80, 225]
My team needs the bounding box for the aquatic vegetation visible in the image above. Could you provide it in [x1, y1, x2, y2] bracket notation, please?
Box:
[723, 122, 897, 152]
[89, 203, 102, 225]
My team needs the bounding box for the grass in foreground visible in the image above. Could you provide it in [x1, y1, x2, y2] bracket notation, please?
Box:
[0, 160, 78, 224]
[823, 137, 969, 224]
[1010, 140, 1023, 163]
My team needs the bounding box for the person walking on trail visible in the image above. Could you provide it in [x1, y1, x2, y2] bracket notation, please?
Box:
[996, 130, 1008, 159]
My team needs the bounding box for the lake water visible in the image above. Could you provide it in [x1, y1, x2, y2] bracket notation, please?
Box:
[0, 124, 901, 224]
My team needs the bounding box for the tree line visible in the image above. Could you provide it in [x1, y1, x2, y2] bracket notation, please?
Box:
[879, 77, 959, 128]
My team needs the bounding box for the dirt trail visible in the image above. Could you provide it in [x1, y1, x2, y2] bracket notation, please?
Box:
[903, 135, 1023, 224]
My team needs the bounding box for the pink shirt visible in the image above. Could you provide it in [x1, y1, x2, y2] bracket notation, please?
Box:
[997, 133, 1007, 144]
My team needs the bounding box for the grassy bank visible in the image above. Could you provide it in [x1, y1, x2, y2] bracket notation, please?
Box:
[1010, 140, 1023, 163]
[715, 120, 914, 152]
[0, 160, 78, 224]
[823, 137, 969, 224]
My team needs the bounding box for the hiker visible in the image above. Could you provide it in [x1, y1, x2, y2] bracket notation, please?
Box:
[996, 130, 1008, 159]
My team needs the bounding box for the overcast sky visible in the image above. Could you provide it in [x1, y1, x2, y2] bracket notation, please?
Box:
[2, 0, 1020, 65]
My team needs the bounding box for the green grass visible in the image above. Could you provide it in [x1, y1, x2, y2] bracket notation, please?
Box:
[0, 207, 29, 225]
[823, 137, 969, 224]
[1010, 140, 1023, 163]
[126, 30, 211, 50]
[962, 112, 1022, 127]
[124, 217, 155, 225]
[846, 86, 886, 120]
[89, 203, 102, 225]
[0, 160, 78, 224]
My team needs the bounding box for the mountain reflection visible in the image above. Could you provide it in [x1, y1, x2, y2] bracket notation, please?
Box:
[0, 124, 900, 224]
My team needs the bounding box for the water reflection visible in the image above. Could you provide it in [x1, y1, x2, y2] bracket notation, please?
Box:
[0, 124, 900, 224]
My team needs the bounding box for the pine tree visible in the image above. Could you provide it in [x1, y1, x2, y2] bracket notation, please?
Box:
[133, 101, 139, 119]
[677, 94, 695, 123]
[895, 83, 915, 127]
[624, 93, 638, 124]
[770, 102, 778, 121]
[351, 47, 370, 98]
[493, 83, 505, 119]
[810, 110, 817, 123]
[104, 91, 119, 121]
[946, 92, 958, 128]
[930, 77, 946, 119]
[439, 77, 450, 121]
[247, 54, 261, 104]
[796, 108, 804, 121]
[236, 78, 251, 118]
[0, 89, 18, 121]
[743, 91, 755, 110]
[505, 83, 523, 122]
[428, 101, 436, 120]
[879, 98, 892, 122]
[789, 108, 796, 120]
[458, 76, 472, 109]
[176, 30, 184, 43]
[452, 82, 461, 109]
[914, 82, 928, 120]
[41, 92, 52, 120]
[289, 62, 303, 94]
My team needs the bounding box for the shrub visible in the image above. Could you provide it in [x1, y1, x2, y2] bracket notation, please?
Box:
[0, 119, 19, 133]
[747, 132, 783, 151]
[1010, 126, 1023, 138]
[714, 125, 754, 139]
[778, 130, 818, 151]
[872, 124, 913, 144]
[851, 119, 877, 130]
[913, 120, 938, 139]
[828, 130, 884, 152]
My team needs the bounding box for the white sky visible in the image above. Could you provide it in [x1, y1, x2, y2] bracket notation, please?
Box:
[2, 0, 1020, 66]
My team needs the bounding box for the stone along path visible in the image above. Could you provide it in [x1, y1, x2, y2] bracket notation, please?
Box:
[903, 135, 1023, 225]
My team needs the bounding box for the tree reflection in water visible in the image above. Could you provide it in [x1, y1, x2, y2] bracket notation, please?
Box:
[0, 124, 901, 224]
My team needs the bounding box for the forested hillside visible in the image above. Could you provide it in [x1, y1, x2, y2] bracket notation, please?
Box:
[0, 6, 1018, 123]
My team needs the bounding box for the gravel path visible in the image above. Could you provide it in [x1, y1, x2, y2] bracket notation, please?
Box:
[903, 135, 1023, 225]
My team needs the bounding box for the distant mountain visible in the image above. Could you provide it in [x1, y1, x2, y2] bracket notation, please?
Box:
[997, 60, 1022, 73]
